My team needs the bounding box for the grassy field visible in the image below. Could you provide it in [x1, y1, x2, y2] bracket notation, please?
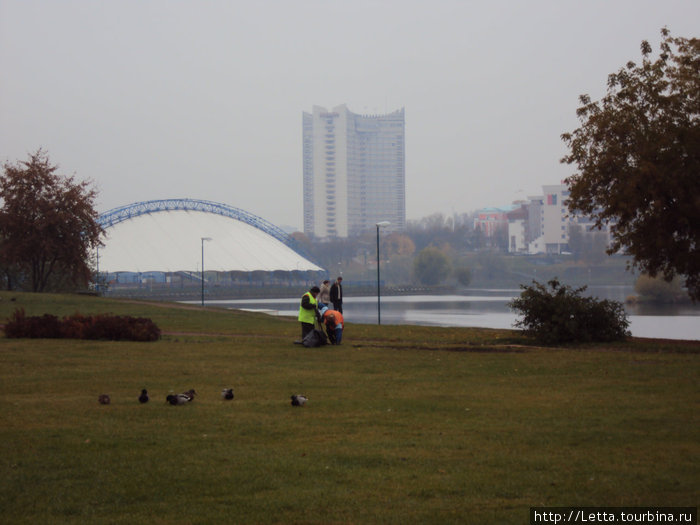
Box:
[0, 291, 697, 524]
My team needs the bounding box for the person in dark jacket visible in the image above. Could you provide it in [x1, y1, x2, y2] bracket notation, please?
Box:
[329, 276, 343, 313]
[298, 286, 320, 340]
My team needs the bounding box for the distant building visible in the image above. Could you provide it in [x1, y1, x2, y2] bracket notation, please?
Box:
[526, 195, 544, 244]
[503, 183, 614, 255]
[303, 104, 405, 238]
[506, 204, 529, 253]
[536, 184, 572, 254]
[474, 207, 509, 237]
[474, 205, 518, 250]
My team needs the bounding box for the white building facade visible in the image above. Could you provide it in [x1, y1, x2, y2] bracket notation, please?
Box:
[303, 104, 405, 238]
[536, 184, 573, 254]
[499, 184, 615, 255]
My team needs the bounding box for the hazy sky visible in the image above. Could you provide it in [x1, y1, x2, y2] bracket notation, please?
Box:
[1, 1, 698, 231]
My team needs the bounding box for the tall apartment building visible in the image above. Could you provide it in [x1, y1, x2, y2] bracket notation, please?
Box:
[303, 104, 405, 238]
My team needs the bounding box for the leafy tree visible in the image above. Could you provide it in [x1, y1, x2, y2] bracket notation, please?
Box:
[561, 29, 700, 300]
[472, 224, 486, 251]
[508, 279, 630, 344]
[289, 231, 313, 253]
[413, 247, 451, 285]
[567, 224, 609, 265]
[491, 226, 509, 252]
[454, 266, 472, 287]
[381, 233, 415, 258]
[0, 252, 21, 291]
[0, 149, 103, 292]
[307, 235, 361, 271]
[476, 250, 507, 280]
[634, 273, 684, 302]
[406, 212, 474, 253]
[383, 254, 414, 285]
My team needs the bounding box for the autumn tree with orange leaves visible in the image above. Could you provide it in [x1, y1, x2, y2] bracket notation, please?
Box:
[0, 149, 103, 292]
[562, 29, 699, 300]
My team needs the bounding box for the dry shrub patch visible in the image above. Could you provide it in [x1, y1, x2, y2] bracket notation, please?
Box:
[4, 308, 160, 341]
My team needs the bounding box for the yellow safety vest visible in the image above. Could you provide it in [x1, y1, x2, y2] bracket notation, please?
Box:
[297, 292, 317, 324]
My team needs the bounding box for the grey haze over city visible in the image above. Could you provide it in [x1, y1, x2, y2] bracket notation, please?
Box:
[1, 0, 698, 232]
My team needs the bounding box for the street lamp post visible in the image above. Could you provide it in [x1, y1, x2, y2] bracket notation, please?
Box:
[376, 221, 390, 324]
[201, 237, 212, 306]
[95, 246, 99, 294]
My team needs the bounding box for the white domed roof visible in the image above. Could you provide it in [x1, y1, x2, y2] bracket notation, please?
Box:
[98, 200, 321, 273]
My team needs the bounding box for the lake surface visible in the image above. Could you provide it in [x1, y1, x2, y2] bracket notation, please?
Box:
[196, 287, 700, 341]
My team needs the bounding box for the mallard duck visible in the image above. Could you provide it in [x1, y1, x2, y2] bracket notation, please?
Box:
[98, 394, 111, 405]
[166, 394, 186, 405]
[221, 388, 234, 400]
[183, 389, 196, 401]
[138, 389, 149, 404]
[166, 389, 196, 405]
[291, 394, 308, 406]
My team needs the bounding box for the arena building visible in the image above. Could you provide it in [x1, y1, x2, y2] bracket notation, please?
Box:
[97, 199, 323, 277]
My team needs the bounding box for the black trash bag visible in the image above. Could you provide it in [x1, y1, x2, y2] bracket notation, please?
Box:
[302, 328, 328, 347]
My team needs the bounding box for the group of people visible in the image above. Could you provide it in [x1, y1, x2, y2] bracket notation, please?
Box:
[298, 276, 344, 345]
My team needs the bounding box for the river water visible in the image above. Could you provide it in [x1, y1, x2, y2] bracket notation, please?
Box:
[197, 287, 700, 341]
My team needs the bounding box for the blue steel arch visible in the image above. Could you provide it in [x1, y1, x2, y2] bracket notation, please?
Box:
[98, 198, 314, 262]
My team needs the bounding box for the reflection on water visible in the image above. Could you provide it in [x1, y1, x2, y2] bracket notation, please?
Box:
[197, 287, 700, 341]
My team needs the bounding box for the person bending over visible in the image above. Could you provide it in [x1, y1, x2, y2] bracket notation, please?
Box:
[321, 307, 343, 345]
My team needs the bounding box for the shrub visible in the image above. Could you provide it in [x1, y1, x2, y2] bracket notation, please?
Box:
[85, 314, 161, 342]
[508, 278, 630, 344]
[60, 313, 91, 339]
[4, 309, 161, 342]
[4, 309, 62, 339]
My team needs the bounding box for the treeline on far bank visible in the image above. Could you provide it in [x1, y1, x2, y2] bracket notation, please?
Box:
[102, 251, 639, 301]
[287, 214, 634, 288]
[291, 218, 637, 290]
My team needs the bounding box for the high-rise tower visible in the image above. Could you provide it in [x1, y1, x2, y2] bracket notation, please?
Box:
[303, 104, 405, 238]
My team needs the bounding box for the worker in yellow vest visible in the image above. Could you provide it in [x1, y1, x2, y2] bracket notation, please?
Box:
[298, 286, 320, 340]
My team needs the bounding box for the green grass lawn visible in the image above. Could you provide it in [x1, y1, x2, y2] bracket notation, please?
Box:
[0, 292, 697, 524]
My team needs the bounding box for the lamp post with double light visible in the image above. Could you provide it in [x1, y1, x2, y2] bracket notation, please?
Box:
[201, 237, 212, 306]
[375, 221, 390, 324]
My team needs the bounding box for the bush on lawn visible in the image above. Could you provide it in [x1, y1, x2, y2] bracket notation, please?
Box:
[4, 308, 161, 341]
[508, 278, 630, 344]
